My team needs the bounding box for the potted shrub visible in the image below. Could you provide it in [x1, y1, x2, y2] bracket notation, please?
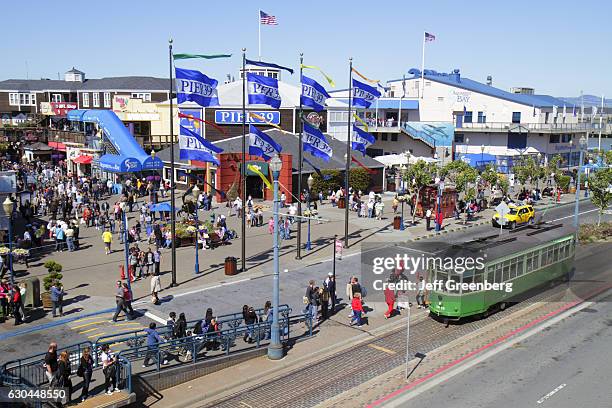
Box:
[41, 260, 63, 309]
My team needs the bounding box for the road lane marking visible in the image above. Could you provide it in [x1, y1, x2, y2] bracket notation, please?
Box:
[72, 320, 105, 329]
[238, 402, 253, 408]
[552, 208, 599, 222]
[88, 333, 105, 339]
[537, 383, 566, 404]
[78, 328, 100, 334]
[73, 315, 111, 323]
[115, 322, 142, 326]
[368, 344, 396, 354]
[145, 311, 167, 325]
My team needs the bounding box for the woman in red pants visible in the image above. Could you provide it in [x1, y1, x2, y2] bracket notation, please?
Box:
[384, 286, 396, 319]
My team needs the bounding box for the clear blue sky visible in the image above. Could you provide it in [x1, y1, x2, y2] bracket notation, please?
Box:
[2, 0, 610, 97]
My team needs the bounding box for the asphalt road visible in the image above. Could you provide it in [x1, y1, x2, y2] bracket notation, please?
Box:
[0, 201, 608, 364]
[405, 291, 612, 408]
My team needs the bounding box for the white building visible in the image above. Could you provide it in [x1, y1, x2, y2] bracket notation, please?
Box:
[383, 68, 591, 170]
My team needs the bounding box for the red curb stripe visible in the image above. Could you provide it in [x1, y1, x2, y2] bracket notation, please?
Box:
[366, 284, 612, 407]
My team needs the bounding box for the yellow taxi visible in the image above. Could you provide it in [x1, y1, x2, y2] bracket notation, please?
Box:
[492, 204, 535, 229]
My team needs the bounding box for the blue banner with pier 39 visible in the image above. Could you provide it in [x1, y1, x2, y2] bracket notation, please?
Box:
[215, 110, 280, 125]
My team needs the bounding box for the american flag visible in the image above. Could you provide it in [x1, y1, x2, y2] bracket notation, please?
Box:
[260, 10, 278, 25]
[425, 32, 436, 42]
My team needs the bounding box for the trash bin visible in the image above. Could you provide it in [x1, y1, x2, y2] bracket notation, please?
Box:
[393, 216, 402, 230]
[338, 197, 346, 209]
[22, 277, 41, 308]
[225, 257, 237, 276]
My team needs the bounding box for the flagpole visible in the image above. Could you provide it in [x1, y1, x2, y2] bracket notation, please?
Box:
[296, 53, 304, 260]
[398, 75, 404, 127]
[168, 38, 178, 287]
[420, 32, 425, 99]
[258, 10, 262, 61]
[599, 94, 604, 151]
[344, 57, 352, 248]
[241, 48, 247, 272]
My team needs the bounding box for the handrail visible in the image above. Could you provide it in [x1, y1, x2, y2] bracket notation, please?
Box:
[93, 305, 292, 365]
[117, 312, 310, 371]
[401, 123, 436, 147]
[1, 341, 93, 387]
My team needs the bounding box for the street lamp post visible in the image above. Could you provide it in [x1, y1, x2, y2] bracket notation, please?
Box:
[480, 144, 485, 169]
[191, 184, 200, 275]
[306, 174, 313, 251]
[2, 197, 15, 290]
[268, 154, 284, 360]
[573, 136, 587, 228]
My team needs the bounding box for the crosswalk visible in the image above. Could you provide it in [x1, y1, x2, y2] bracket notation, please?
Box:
[68, 313, 143, 341]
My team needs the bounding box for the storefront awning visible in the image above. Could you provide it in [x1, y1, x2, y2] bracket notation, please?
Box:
[67, 109, 87, 121]
[48, 141, 66, 151]
[99, 154, 142, 173]
[73, 155, 93, 165]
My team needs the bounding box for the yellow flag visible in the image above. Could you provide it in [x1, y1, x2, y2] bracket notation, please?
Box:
[248, 112, 282, 130]
[352, 113, 369, 132]
[301, 64, 336, 88]
[247, 164, 272, 190]
[352, 67, 380, 84]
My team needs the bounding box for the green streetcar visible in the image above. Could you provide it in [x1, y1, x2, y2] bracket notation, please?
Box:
[427, 223, 576, 322]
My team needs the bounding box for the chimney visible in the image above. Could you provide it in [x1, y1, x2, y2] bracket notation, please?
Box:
[451, 69, 461, 83]
[486, 75, 492, 86]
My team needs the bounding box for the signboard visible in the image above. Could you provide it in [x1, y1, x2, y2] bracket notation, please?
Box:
[179, 109, 203, 136]
[0, 171, 17, 194]
[495, 201, 510, 227]
[40, 102, 78, 116]
[215, 110, 280, 125]
[114, 95, 130, 112]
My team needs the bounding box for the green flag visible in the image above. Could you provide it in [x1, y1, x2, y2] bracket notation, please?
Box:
[173, 53, 232, 60]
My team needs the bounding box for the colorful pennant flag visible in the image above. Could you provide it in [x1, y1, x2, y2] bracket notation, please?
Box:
[175, 67, 219, 107]
[248, 112, 282, 130]
[249, 125, 282, 160]
[303, 122, 332, 161]
[247, 164, 272, 189]
[351, 155, 376, 174]
[352, 113, 369, 132]
[179, 126, 223, 165]
[352, 79, 381, 109]
[301, 75, 330, 112]
[301, 64, 335, 87]
[351, 67, 380, 84]
[247, 73, 281, 108]
[245, 58, 294, 74]
[178, 111, 227, 135]
[174, 53, 232, 60]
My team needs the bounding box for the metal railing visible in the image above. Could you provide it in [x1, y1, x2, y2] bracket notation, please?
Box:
[1, 341, 93, 387]
[458, 122, 595, 132]
[117, 312, 312, 373]
[92, 305, 292, 364]
[116, 355, 133, 394]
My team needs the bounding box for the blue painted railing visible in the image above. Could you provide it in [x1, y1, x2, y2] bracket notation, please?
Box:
[401, 123, 436, 147]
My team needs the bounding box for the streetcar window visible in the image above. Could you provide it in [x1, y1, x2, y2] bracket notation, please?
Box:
[502, 260, 511, 282]
[526, 254, 533, 273]
[463, 272, 474, 293]
[516, 257, 524, 277]
[553, 244, 560, 262]
[509, 258, 518, 279]
[533, 250, 540, 270]
[487, 265, 495, 283]
[495, 263, 503, 283]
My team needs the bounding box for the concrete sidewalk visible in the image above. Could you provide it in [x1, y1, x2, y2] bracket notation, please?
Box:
[0, 193, 582, 340]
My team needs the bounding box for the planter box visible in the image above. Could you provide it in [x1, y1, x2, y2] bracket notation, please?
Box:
[41, 291, 53, 309]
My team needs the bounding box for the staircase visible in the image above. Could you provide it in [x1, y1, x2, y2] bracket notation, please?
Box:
[400, 123, 436, 148]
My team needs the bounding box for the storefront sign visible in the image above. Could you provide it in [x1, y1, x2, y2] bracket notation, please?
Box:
[114, 95, 130, 112]
[215, 110, 280, 125]
[40, 102, 78, 116]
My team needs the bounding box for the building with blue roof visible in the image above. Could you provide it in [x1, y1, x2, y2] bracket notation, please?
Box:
[379, 68, 592, 169]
